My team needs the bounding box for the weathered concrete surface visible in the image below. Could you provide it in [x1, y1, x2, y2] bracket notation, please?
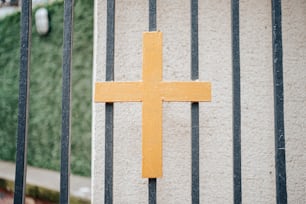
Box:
[198, 0, 233, 203]
[283, 0, 306, 203]
[157, 1, 192, 203]
[92, 0, 306, 203]
[240, 0, 276, 203]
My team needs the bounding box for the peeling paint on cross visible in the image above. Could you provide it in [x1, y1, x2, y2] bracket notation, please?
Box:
[95, 31, 211, 178]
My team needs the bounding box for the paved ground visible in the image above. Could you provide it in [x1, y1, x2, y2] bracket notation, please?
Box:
[0, 161, 91, 203]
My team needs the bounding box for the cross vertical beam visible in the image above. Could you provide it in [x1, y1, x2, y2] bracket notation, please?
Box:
[142, 32, 163, 178]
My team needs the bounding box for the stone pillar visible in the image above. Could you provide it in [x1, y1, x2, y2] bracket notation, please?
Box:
[92, 0, 306, 203]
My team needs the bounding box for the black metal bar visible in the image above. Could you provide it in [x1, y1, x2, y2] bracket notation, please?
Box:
[191, 0, 199, 80]
[149, 0, 156, 31]
[148, 0, 157, 203]
[191, 103, 199, 204]
[60, 0, 74, 203]
[271, 0, 287, 203]
[191, 0, 199, 203]
[105, 0, 115, 203]
[13, 0, 32, 203]
[148, 178, 157, 204]
[231, 0, 242, 203]
[106, 0, 115, 82]
[105, 103, 114, 204]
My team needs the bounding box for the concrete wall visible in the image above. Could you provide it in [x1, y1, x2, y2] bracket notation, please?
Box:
[92, 0, 306, 203]
[283, 1, 306, 203]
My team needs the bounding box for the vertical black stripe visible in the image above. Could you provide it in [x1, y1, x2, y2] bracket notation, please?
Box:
[149, 178, 157, 204]
[106, 0, 115, 82]
[105, 103, 114, 204]
[191, 103, 199, 204]
[105, 0, 115, 203]
[149, 0, 156, 31]
[14, 0, 32, 203]
[148, 0, 157, 204]
[191, 0, 199, 203]
[231, 0, 242, 203]
[191, 0, 199, 80]
[60, 0, 74, 203]
[271, 0, 287, 203]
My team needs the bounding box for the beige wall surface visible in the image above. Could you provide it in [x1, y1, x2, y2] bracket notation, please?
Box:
[240, 0, 276, 203]
[92, 0, 306, 203]
[283, 0, 306, 203]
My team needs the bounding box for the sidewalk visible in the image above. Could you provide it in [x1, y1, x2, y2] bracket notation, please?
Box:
[0, 161, 91, 203]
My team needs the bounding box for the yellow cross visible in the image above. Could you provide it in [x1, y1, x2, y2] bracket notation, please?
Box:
[95, 32, 211, 178]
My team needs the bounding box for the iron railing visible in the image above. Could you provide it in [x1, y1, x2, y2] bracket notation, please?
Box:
[13, 0, 287, 203]
[13, 0, 74, 203]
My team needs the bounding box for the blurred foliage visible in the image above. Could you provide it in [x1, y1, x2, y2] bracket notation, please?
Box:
[0, 0, 93, 176]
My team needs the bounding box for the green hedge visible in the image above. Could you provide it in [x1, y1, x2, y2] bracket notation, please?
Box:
[0, 0, 93, 176]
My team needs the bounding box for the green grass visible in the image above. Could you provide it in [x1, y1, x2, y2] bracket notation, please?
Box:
[0, 0, 93, 176]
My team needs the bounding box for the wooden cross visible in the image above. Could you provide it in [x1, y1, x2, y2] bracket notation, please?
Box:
[95, 32, 211, 178]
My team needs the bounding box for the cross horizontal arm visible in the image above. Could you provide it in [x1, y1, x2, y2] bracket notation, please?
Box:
[95, 82, 143, 102]
[160, 82, 211, 102]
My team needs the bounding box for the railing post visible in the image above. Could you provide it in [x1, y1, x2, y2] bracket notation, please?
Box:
[148, 0, 157, 204]
[60, 0, 74, 203]
[191, 0, 200, 203]
[13, 0, 32, 203]
[104, 1, 115, 204]
[271, 0, 287, 203]
[231, 0, 242, 203]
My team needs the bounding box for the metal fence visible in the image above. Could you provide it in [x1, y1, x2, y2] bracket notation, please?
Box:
[14, 0, 73, 203]
[13, 0, 287, 203]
